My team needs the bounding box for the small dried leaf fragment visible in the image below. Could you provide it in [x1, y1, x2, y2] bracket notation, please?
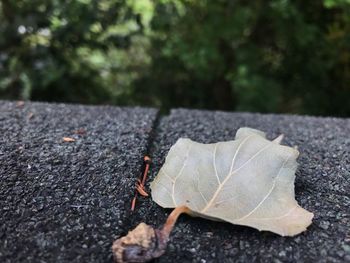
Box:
[16, 101, 25, 107]
[151, 127, 313, 236]
[112, 206, 189, 263]
[112, 223, 161, 263]
[62, 137, 75, 142]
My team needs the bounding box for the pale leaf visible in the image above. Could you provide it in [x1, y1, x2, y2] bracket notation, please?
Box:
[150, 127, 313, 236]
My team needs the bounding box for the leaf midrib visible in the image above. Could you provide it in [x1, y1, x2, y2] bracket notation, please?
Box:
[200, 135, 273, 213]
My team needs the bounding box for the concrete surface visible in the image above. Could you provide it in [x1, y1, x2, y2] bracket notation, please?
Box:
[1, 102, 349, 262]
[0, 101, 158, 262]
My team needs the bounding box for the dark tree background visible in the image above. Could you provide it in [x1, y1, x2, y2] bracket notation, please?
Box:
[1, 0, 349, 116]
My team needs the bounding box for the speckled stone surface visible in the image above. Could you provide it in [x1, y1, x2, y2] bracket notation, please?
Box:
[1, 102, 349, 262]
[0, 101, 158, 262]
[137, 109, 350, 263]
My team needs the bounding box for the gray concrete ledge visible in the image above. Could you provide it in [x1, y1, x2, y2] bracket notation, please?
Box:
[0, 101, 158, 262]
[0, 102, 349, 262]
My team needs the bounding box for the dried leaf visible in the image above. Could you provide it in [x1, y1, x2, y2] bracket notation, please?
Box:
[62, 137, 75, 142]
[112, 222, 163, 263]
[112, 206, 189, 263]
[151, 127, 313, 236]
[16, 101, 25, 107]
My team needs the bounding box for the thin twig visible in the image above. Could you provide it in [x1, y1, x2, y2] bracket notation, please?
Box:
[131, 156, 152, 211]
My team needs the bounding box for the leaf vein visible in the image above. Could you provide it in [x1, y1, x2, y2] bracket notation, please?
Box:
[235, 152, 293, 221]
[201, 135, 258, 213]
[172, 144, 192, 206]
[213, 143, 220, 184]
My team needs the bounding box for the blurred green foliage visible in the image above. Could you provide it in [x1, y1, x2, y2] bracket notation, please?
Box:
[0, 0, 349, 116]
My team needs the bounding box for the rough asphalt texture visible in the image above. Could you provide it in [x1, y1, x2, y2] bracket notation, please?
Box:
[139, 109, 350, 263]
[0, 101, 158, 262]
[1, 102, 349, 262]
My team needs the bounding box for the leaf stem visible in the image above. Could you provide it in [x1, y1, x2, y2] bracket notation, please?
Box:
[161, 206, 190, 240]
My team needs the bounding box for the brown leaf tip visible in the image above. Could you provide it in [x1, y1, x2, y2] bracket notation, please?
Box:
[112, 223, 167, 263]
